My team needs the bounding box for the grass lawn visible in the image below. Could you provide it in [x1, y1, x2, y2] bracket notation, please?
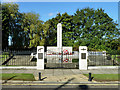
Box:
[84, 74, 119, 81]
[1, 73, 35, 81]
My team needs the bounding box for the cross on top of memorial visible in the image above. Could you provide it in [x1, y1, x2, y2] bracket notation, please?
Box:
[81, 48, 86, 51]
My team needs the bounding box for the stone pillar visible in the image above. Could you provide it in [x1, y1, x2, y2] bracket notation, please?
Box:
[79, 46, 87, 70]
[37, 46, 44, 70]
[57, 23, 62, 49]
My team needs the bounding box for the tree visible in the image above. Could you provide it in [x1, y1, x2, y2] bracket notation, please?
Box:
[73, 8, 119, 51]
[2, 3, 119, 52]
[45, 13, 74, 46]
[0, 3, 2, 51]
[2, 3, 24, 49]
[2, 3, 44, 49]
[21, 12, 44, 48]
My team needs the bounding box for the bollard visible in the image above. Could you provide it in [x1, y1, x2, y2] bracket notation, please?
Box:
[39, 72, 41, 80]
[88, 73, 92, 81]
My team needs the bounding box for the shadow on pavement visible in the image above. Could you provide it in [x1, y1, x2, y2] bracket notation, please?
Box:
[41, 77, 47, 81]
[78, 85, 89, 90]
[2, 55, 14, 65]
[54, 78, 75, 90]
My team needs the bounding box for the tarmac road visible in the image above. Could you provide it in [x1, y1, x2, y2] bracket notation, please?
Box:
[1, 85, 119, 90]
[1, 82, 120, 90]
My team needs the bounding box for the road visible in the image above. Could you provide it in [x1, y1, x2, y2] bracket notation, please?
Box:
[1, 83, 119, 90]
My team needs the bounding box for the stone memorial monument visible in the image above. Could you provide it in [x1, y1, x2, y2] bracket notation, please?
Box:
[47, 23, 72, 63]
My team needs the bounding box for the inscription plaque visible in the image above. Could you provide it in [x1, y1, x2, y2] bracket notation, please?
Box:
[38, 53, 43, 59]
[81, 53, 86, 59]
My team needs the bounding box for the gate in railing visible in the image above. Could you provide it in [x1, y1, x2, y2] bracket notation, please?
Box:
[45, 50, 79, 69]
[1, 49, 36, 66]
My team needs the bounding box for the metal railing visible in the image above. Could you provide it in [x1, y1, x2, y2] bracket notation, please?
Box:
[1, 49, 36, 66]
[88, 51, 119, 66]
[45, 51, 79, 69]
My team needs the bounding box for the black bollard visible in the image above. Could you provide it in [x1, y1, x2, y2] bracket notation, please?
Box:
[39, 72, 41, 80]
[88, 73, 92, 81]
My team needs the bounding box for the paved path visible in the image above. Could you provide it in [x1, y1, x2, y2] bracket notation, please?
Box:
[1, 69, 119, 83]
[1, 69, 118, 74]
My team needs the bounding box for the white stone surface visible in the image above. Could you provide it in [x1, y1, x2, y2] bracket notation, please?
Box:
[47, 47, 59, 54]
[37, 46, 44, 70]
[47, 46, 72, 54]
[47, 46, 72, 63]
[62, 47, 72, 54]
[88, 66, 119, 69]
[46, 55, 73, 63]
[1, 66, 37, 69]
[1, 66, 119, 69]
[57, 23, 62, 48]
[79, 46, 87, 70]
[46, 23, 73, 63]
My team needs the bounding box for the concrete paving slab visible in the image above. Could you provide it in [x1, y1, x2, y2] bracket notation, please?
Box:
[54, 72, 64, 76]
[24, 70, 36, 73]
[1, 70, 15, 73]
[98, 69, 109, 74]
[90, 69, 118, 74]
[53, 69, 64, 76]
[71, 69, 83, 74]
[81, 70, 90, 74]
[90, 70, 104, 74]
[101, 70, 112, 74]
[13, 70, 26, 73]
[108, 69, 118, 74]
[44, 69, 53, 74]
[35, 73, 90, 83]
[1, 69, 119, 74]
[62, 69, 74, 75]
[43, 72, 53, 76]
[43, 74, 53, 77]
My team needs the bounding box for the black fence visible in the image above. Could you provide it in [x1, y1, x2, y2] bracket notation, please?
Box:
[45, 51, 79, 69]
[0, 49, 36, 66]
[88, 51, 120, 66]
[1, 49, 119, 67]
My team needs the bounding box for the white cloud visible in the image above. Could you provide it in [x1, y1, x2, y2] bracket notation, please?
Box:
[48, 13, 54, 16]
[48, 12, 64, 17]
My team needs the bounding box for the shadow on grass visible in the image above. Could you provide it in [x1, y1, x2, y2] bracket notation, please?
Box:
[2, 75, 16, 84]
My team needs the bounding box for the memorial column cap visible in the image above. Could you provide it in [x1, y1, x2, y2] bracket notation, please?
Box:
[57, 23, 62, 27]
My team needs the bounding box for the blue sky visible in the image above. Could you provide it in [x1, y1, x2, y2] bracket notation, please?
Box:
[14, 2, 119, 23]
